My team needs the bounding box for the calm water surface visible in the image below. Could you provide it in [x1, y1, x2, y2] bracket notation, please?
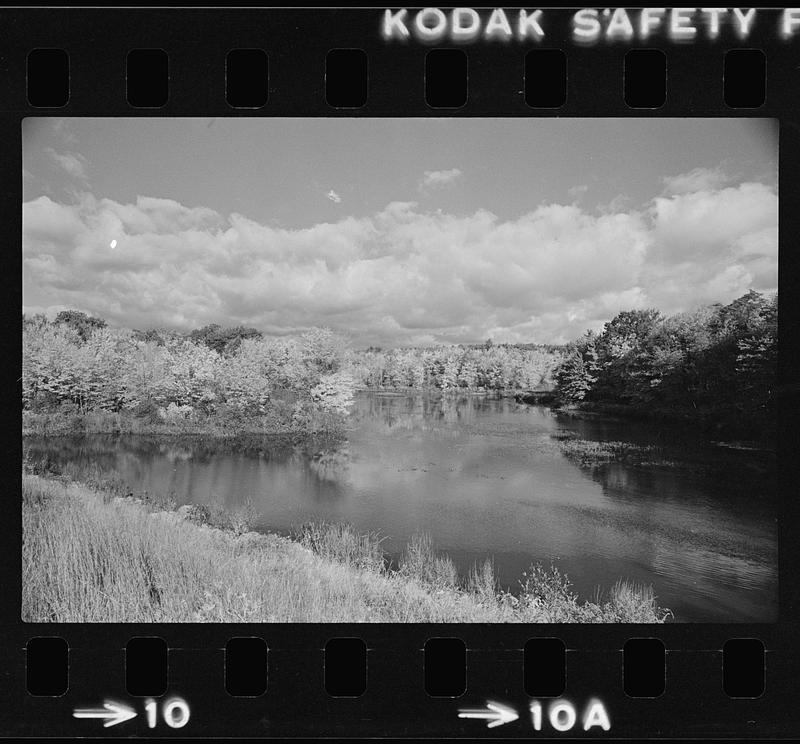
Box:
[26, 393, 778, 622]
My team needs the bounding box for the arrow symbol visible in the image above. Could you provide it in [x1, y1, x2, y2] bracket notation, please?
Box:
[458, 700, 519, 728]
[73, 700, 137, 728]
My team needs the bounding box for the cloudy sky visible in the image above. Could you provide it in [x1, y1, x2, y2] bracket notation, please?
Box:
[23, 117, 777, 346]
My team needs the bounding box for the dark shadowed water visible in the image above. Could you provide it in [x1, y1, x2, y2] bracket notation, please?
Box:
[25, 393, 778, 622]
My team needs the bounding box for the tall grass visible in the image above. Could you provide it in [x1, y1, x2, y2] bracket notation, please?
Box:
[398, 532, 460, 589]
[293, 521, 387, 574]
[22, 474, 671, 623]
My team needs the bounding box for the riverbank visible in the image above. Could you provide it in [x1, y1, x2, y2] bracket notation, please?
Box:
[22, 473, 670, 623]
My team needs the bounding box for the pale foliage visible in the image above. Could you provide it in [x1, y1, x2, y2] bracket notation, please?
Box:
[311, 371, 355, 414]
[348, 344, 561, 391]
[161, 340, 220, 409]
[22, 318, 354, 423]
[23, 322, 135, 411]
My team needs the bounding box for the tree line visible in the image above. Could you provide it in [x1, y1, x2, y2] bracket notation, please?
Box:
[554, 290, 777, 438]
[347, 343, 562, 392]
[22, 312, 355, 429]
[22, 288, 777, 438]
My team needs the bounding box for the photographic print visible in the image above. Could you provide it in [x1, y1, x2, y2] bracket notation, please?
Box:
[22, 117, 777, 623]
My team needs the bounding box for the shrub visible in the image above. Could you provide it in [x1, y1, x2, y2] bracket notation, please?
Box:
[399, 532, 459, 589]
[311, 372, 355, 415]
[139, 489, 177, 513]
[466, 558, 498, 601]
[159, 402, 195, 422]
[520, 563, 575, 605]
[182, 503, 213, 526]
[213, 402, 249, 433]
[131, 399, 162, 423]
[228, 499, 258, 536]
[293, 521, 387, 573]
[604, 579, 673, 623]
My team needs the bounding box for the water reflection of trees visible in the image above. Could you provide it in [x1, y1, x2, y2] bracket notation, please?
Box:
[27, 431, 344, 458]
[26, 430, 360, 504]
[308, 445, 351, 484]
[555, 431, 777, 517]
[24, 431, 350, 480]
[589, 461, 655, 493]
[353, 393, 512, 434]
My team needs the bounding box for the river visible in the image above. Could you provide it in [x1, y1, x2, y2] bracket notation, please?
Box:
[24, 393, 778, 622]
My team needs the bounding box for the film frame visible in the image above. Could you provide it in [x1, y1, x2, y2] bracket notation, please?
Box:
[3, 5, 799, 739]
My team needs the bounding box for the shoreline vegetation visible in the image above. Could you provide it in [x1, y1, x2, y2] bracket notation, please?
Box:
[21, 407, 343, 439]
[21, 394, 778, 452]
[22, 473, 671, 623]
[22, 289, 776, 442]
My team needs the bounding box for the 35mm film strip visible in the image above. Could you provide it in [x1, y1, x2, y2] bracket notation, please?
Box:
[2, 5, 799, 740]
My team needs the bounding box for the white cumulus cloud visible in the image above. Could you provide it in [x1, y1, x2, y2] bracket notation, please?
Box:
[419, 168, 462, 192]
[661, 166, 729, 195]
[22, 168, 776, 346]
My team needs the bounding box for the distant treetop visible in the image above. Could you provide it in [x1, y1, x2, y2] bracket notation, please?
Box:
[54, 310, 107, 342]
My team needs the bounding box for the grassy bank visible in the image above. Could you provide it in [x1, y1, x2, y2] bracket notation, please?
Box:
[22, 473, 670, 623]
